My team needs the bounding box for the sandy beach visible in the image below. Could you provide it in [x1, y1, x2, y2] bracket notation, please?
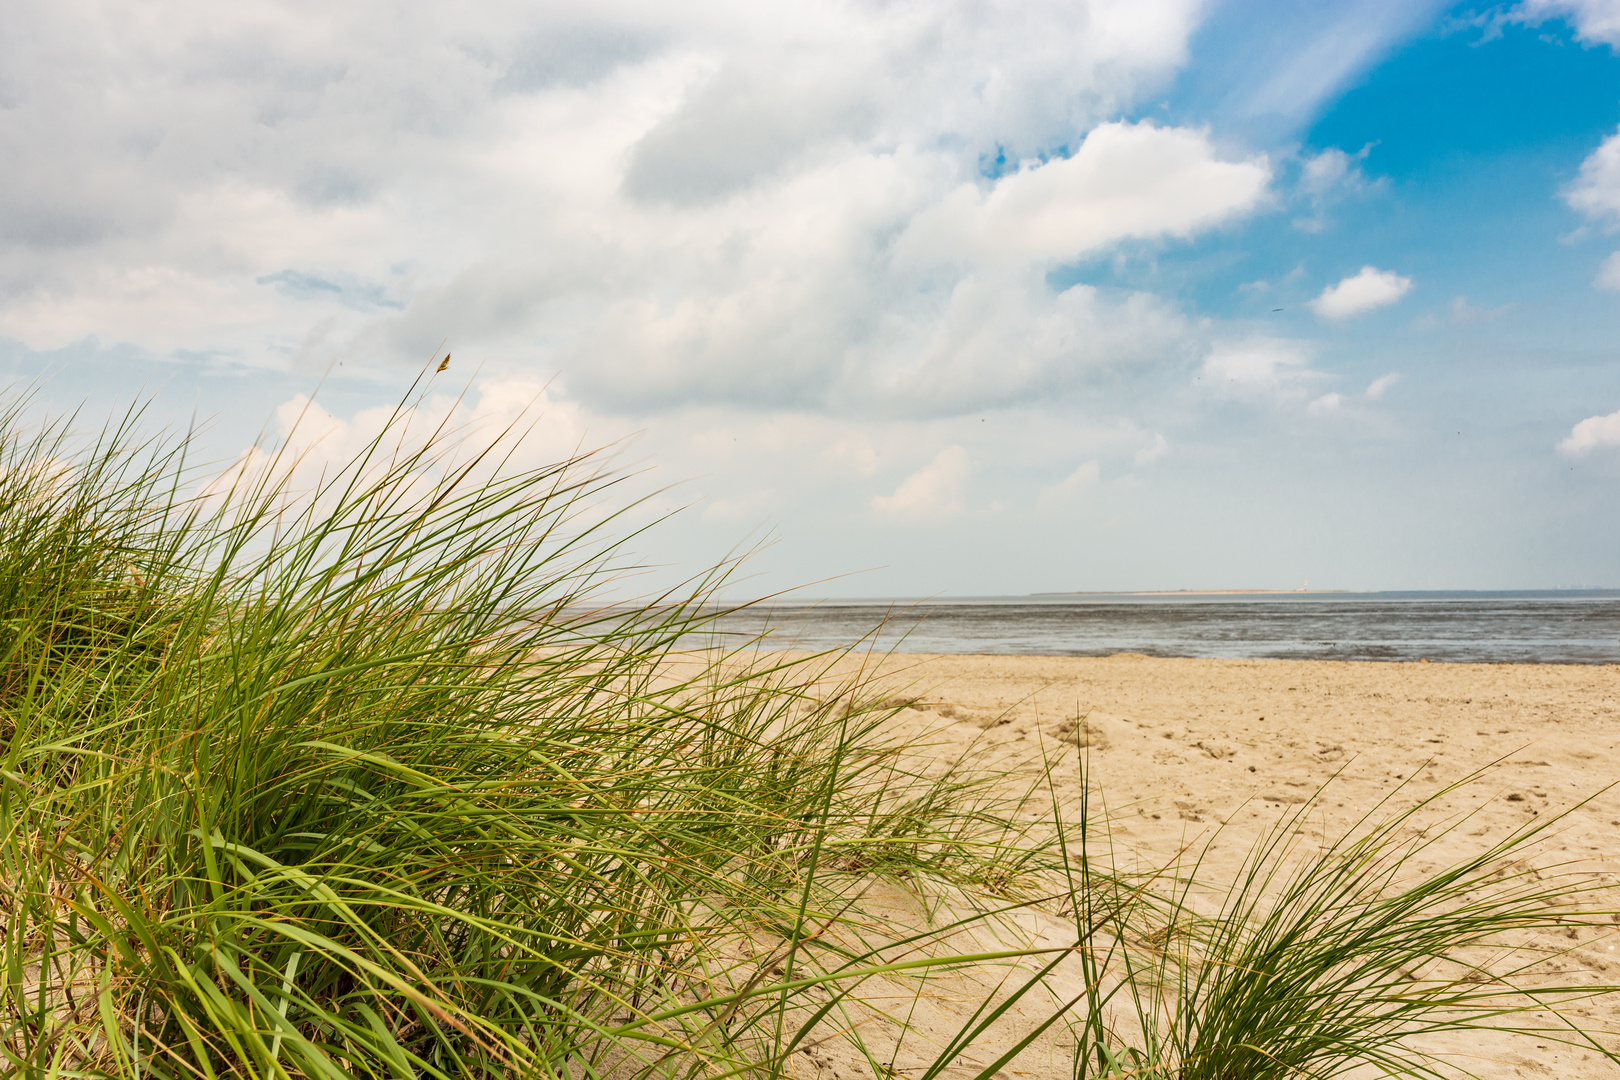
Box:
[791, 652, 1620, 1079]
[859, 652, 1620, 859]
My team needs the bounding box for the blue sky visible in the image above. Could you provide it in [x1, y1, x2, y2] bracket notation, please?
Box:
[3, 0, 1620, 596]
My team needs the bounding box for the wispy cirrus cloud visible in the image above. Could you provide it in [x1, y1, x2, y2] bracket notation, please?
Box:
[1512, 0, 1620, 45]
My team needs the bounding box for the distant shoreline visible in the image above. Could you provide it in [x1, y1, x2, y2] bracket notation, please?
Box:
[1032, 589, 1350, 597]
[683, 590, 1620, 664]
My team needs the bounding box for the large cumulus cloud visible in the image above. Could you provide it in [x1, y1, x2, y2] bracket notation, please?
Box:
[0, 0, 1269, 416]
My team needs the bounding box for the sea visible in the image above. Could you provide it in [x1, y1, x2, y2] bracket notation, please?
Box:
[685, 591, 1620, 665]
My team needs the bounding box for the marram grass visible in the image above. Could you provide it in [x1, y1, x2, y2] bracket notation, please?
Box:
[0, 383, 1615, 1079]
[1062, 772, 1620, 1079]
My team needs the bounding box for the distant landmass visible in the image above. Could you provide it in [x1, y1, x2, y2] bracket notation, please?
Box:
[1033, 589, 1350, 596]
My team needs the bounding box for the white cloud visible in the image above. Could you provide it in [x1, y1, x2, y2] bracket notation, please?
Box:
[1565, 127, 1620, 225]
[1513, 0, 1620, 45]
[1302, 149, 1349, 195]
[1293, 144, 1377, 231]
[872, 445, 970, 518]
[1414, 296, 1514, 328]
[1365, 372, 1401, 400]
[564, 262, 1197, 416]
[1199, 337, 1316, 396]
[194, 375, 597, 521]
[1298, 144, 1380, 201]
[0, 0, 1217, 418]
[1558, 406, 1620, 455]
[1446, 296, 1500, 323]
[1134, 432, 1168, 465]
[818, 435, 879, 477]
[1596, 251, 1620, 289]
[1307, 372, 1401, 416]
[701, 490, 775, 522]
[1309, 266, 1412, 319]
[1038, 459, 1101, 508]
[1562, 127, 1620, 294]
[1306, 392, 1343, 414]
[899, 122, 1270, 266]
[288, 377, 592, 472]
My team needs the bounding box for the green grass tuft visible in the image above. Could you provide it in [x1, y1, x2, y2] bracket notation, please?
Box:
[0, 381, 1615, 1079]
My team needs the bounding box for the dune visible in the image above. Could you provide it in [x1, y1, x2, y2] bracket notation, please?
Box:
[8, 389, 1614, 1077]
[778, 651, 1620, 1079]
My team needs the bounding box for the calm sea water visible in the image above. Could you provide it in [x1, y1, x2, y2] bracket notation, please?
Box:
[685, 592, 1620, 665]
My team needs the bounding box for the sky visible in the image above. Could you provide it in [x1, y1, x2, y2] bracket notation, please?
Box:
[4, 0, 1620, 597]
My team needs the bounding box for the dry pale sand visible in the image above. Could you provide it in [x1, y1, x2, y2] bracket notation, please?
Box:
[777, 652, 1620, 1080]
